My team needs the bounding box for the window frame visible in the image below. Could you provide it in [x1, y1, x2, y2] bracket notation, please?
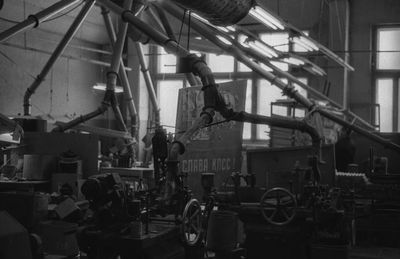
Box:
[372, 24, 400, 132]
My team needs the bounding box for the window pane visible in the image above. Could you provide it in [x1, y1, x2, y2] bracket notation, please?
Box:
[243, 80, 252, 139]
[293, 77, 308, 98]
[270, 61, 289, 71]
[259, 33, 289, 71]
[208, 53, 234, 73]
[375, 78, 393, 132]
[158, 47, 177, 73]
[158, 80, 183, 132]
[238, 35, 252, 72]
[377, 28, 400, 70]
[260, 32, 289, 52]
[256, 79, 282, 139]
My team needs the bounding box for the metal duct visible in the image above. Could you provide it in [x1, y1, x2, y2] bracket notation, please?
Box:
[171, 0, 254, 26]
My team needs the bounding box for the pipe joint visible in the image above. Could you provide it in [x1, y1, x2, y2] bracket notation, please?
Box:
[28, 15, 40, 28]
[102, 90, 114, 103]
[199, 110, 214, 124]
[100, 7, 110, 15]
[106, 71, 119, 78]
[121, 9, 134, 23]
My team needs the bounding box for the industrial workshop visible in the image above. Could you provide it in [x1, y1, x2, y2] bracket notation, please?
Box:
[1, 0, 400, 258]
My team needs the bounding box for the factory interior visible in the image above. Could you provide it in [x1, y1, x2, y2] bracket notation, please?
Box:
[1, 0, 400, 258]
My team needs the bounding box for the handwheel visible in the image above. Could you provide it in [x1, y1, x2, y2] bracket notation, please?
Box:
[181, 199, 203, 246]
[260, 187, 297, 226]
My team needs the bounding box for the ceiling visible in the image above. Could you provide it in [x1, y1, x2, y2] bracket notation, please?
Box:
[0, 0, 325, 48]
[0, 0, 112, 45]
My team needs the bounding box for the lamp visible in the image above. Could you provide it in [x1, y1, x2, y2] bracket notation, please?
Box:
[93, 83, 124, 93]
[248, 5, 285, 30]
[291, 36, 319, 52]
[245, 38, 279, 58]
[282, 57, 305, 66]
[217, 35, 233, 46]
[304, 64, 326, 76]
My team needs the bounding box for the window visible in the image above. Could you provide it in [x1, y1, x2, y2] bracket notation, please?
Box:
[158, 47, 177, 73]
[256, 79, 283, 139]
[208, 54, 235, 73]
[243, 80, 253, 140]
[260, 32, 289, 71]
[153, 29, 311, 142]
[158, 80, 183, 130]
[377, 28, 400, 70]
[374, 26, 400, 132]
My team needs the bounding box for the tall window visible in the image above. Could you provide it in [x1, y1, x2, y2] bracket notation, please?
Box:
[374, 26, 400, 132]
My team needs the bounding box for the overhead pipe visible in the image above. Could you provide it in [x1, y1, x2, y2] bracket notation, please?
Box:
[101, 0, 134, 133]
[236, 15, 371, 129]
[318, 108, 400, 152]
[23, 0, 95, 115]
[95, 0, 322, 202]
[0, 0, 82, 43]
[95, 0, 216, 170]
[53, 0, 141, 134]
[52, 106, 109, 132]
[101, 6, 140, 138]
[160, 0, 400, 154]
[95, 0, 320, 155]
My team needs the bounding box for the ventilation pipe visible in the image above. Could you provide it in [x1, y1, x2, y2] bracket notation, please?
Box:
[171, 0, 254, 26]
[101, 6, 140, 138]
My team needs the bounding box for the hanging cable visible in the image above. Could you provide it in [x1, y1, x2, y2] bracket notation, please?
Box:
[0, 17, 19, 23]
[334, 0, 344, 45]
[176, 9, 187, 51]
[187, 10, 191, 50]
[0, 49, 36, 80]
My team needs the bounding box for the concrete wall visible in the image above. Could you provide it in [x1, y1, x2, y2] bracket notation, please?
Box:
[349, 0, 400, 121]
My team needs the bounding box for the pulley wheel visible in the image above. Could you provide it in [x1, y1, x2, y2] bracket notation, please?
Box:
[260, 187, 297, 226]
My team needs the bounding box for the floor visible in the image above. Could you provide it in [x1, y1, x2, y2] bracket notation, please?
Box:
[350, 247, 400, 259]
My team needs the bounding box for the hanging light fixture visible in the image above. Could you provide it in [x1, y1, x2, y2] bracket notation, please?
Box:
[248, 5, 285, 30]
[303, 64, 326, 76]
[216, 35, 233, 46]
[93, 83, 124, 93]
[245, 38, 279, 58]
[282, 57, 305, 66]
[291, 36, 319, 52]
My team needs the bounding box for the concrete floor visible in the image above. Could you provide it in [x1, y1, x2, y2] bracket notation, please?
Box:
[350, 247, 400, 259]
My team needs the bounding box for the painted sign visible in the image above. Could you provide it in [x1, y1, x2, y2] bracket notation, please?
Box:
[175, 80, 247, 197]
